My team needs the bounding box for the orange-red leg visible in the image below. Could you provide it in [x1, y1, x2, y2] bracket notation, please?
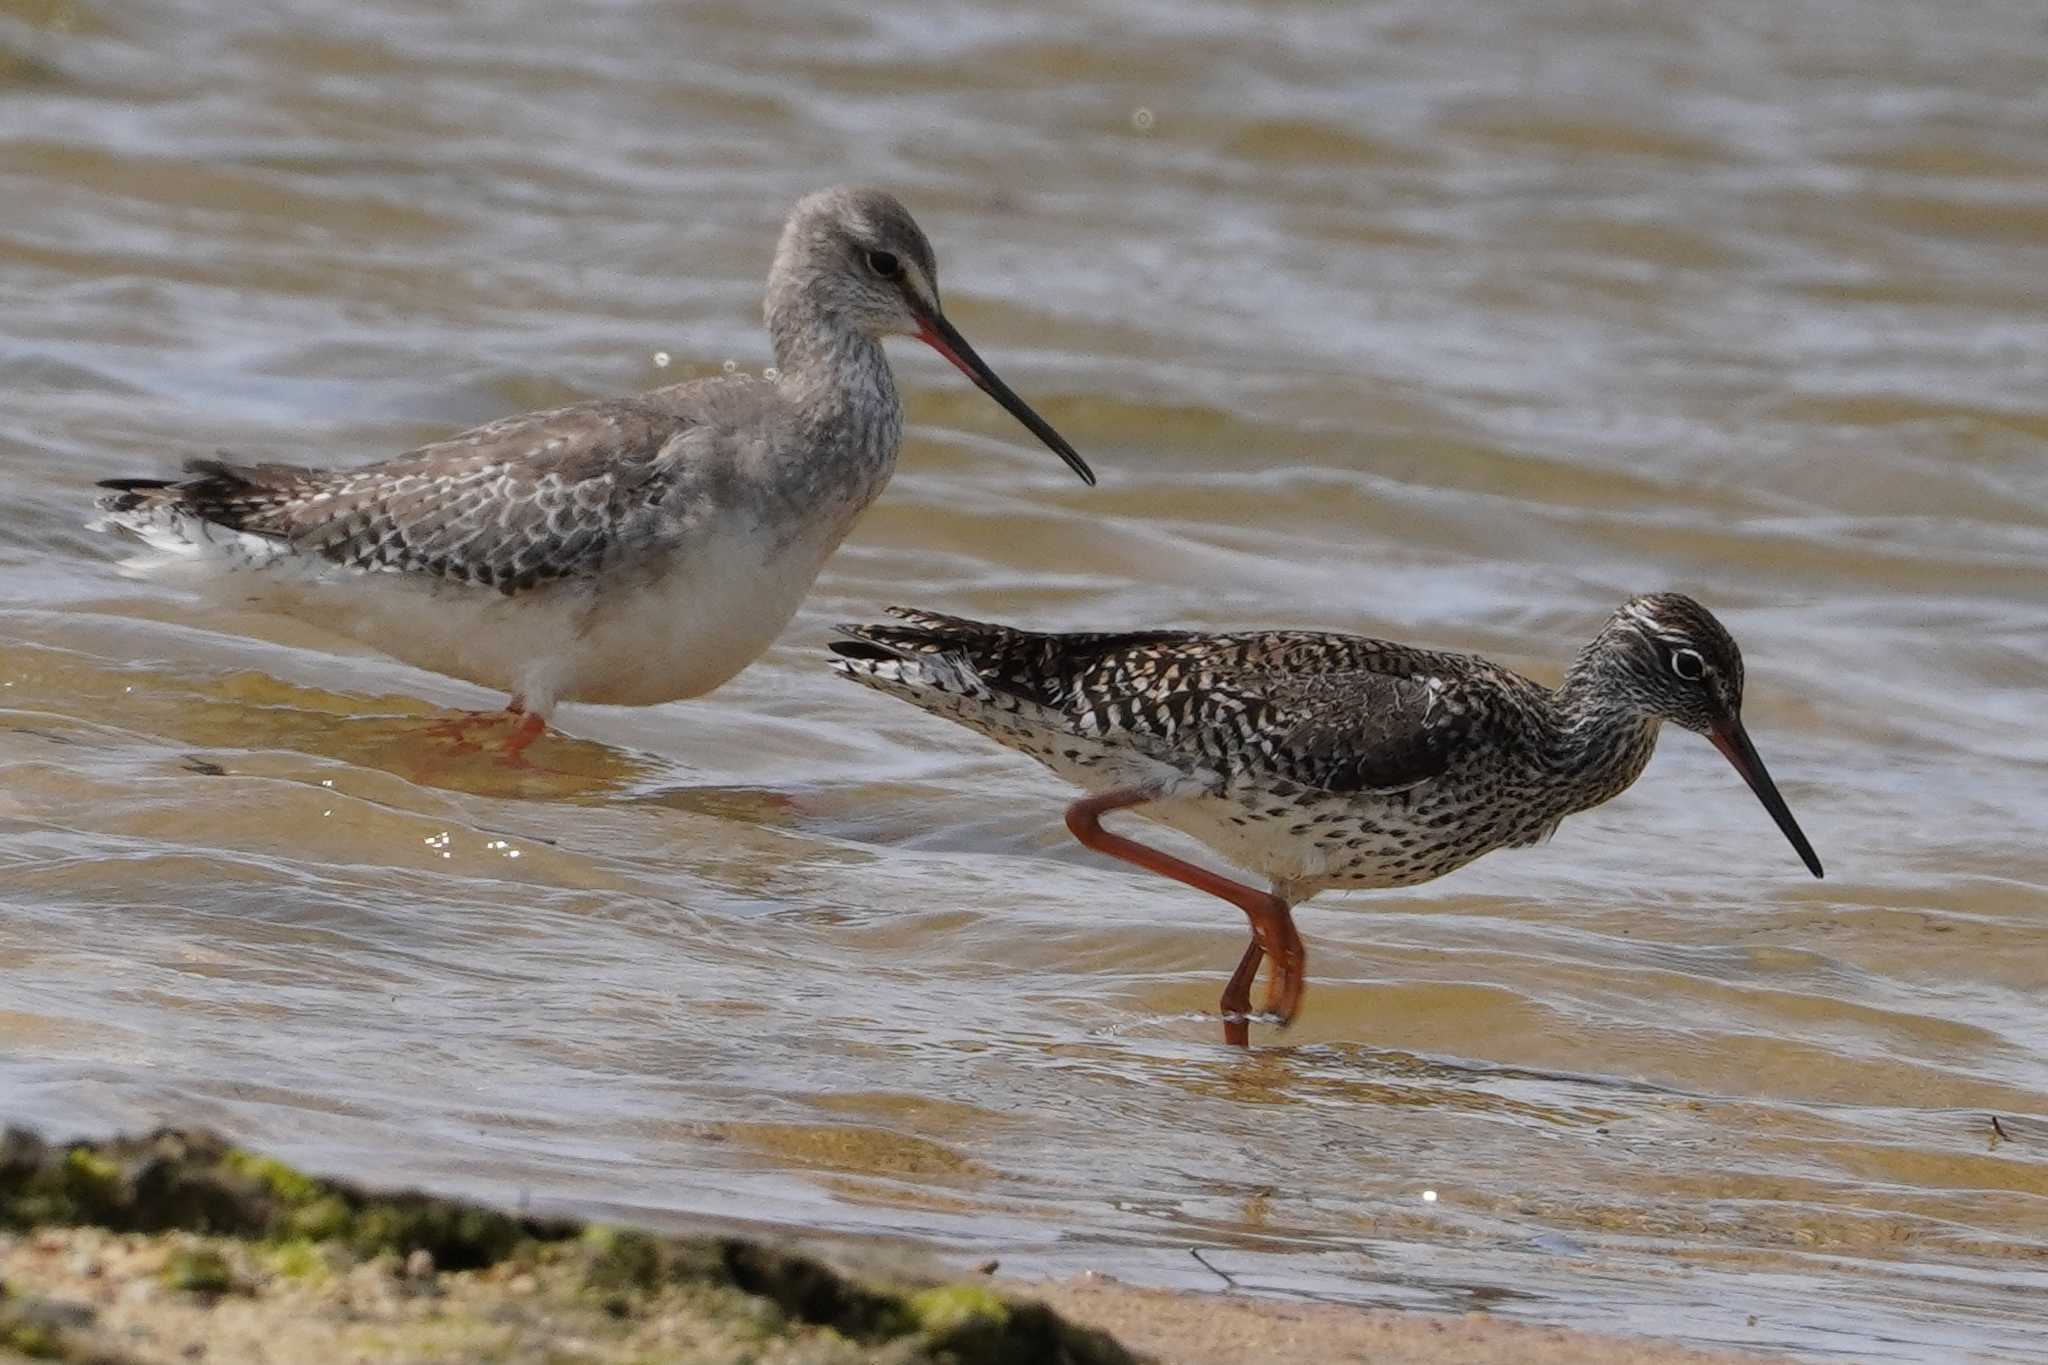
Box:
[426, 714, 502, 750]
[1065, 788, 1307, 1047]
[427, 695, 547, 765]
[1220, 939, 1264, 1047]
[497, 710, 548, 763]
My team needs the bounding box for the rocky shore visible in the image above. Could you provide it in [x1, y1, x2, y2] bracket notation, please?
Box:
[0, 1126, 1780, 1364]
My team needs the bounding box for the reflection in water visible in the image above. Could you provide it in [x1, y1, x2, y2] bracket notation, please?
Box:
[3, 0, 2048, 1360]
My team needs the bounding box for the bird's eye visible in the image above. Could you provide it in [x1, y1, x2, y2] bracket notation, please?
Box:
[1669, 648, 1706, 681]
[865, 250, 901, 279]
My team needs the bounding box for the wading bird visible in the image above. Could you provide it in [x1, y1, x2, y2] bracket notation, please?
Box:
[832, 593, 1822, 1045]
[93, 187, 1092, 759]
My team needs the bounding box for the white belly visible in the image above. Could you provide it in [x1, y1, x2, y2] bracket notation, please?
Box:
[1030, 731, 1452, 895]
[554, 526, 824, 707]
[192, 521, 830, 715]
[1023, 729, 1340, 887]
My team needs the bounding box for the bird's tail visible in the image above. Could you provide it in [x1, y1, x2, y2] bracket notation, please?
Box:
[828, 607, 1069, 740]
[830, 608, 1008, 702]
[87, 462, 288, 578]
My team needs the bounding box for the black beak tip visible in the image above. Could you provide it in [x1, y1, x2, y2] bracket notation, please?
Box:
[1710, 719, 1824, 882]
[920, 310, 1097, 489]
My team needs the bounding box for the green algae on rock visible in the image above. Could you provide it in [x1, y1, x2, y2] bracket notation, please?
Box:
[0, 1127, 578, 1266]
[0, 1127, 1141, 1365]
[158, 1247, 235, 1295]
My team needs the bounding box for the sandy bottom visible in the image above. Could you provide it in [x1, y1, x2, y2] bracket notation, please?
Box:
[1036, 1279, 1787, 1365]
[0, 1227, 1786, 1365]
[0, 1126, 1789, 1364]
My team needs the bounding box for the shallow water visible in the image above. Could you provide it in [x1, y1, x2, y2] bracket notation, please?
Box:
[3, 0, 2047, 1358]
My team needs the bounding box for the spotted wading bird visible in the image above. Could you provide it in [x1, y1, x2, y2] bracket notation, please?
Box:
[90, 187, 1094, 759]
[831, 594, 1823, 1046]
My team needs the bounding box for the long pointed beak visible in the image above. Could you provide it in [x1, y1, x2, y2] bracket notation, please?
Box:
[1708, 718, 1824, 878]
[914, 309, 1095, 486]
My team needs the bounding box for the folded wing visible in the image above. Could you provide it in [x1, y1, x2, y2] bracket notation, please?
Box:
[835, 609, 1472, 795]
[95, 395, 709, 595]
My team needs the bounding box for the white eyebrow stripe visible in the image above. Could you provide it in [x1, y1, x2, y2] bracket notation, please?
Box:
[1622, 603, 1701, 648]
[1622, 604, 1671, 636]
[901, 259, 939, 313]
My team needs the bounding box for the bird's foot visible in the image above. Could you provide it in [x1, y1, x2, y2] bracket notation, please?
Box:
[1220, 1010, 1252, 1048]
[426, 709, 520, 751]
[495, 712, 549, 767]
[1218, 1009, 1298, 1048]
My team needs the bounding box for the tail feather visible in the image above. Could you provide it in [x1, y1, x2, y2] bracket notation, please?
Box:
[829, 615, 1193, 795]
[88, 461, 292, 577]
[834, 606, 1014, 655]
[834, 609, 1196, 714]
[828, 606, 1184, 724]
[831, 609, 1066, 716]
[828, 628, 1033, 741]
[93, 458, 274, 518]
[95, 476, 180, 496]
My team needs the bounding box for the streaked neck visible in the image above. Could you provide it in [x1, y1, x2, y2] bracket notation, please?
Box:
[1547, 656, 1661, 806]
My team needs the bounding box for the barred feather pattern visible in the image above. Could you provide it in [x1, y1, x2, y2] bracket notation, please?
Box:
[92, 372, 897, 598]
[81, 186, 984, 715]
[832, 606, 1666, 896]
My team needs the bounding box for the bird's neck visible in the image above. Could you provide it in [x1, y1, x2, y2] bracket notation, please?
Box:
[766, 290, 902, 469]
[1544, 656, 1662, 807]
[749, 287, 902, 549]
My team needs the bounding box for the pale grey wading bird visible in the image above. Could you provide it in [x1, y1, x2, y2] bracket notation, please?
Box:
[831, 594, 1823, 1046]
[91, 187, 1093, 760]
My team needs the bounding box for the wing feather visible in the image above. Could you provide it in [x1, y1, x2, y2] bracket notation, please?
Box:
[838, 614, 1477, 796]
[95, 389, 723, 595]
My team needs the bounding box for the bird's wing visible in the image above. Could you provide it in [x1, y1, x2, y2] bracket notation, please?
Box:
[1058, 637, 1472, 795]
[97, 391, 722, 595]
[840, 615, 1474, 795]
[1234, 667, 1468, 793]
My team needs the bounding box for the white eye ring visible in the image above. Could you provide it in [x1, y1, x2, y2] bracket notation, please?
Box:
[1669, 648, 1706, 681]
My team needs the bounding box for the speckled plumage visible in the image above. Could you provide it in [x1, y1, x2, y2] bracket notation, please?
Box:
[96, 385, 842, 594]
[832, 593, 1822, 1044]
[89, 187, 1090, 740]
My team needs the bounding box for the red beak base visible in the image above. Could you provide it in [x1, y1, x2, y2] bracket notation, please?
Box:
[912, 311, 1095, 486]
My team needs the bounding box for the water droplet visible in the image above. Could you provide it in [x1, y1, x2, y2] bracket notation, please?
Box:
[721, 359, 737, 374]
[1131, 107, 1155, 132]
[652, 351, 671, 368]
[762, 366, 780, 382]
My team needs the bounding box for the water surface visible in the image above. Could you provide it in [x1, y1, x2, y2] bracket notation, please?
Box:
[3, 1, 2046, 1359]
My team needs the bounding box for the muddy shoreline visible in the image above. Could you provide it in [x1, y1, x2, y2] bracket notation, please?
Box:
[0, 1125, 1786, 1364]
